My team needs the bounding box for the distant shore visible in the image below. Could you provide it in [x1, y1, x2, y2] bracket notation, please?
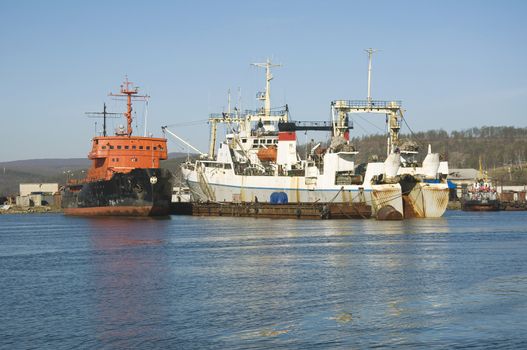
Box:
[0, 206, 63, 215]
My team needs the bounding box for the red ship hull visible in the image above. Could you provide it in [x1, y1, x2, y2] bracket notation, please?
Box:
[64, 205, 169, 216]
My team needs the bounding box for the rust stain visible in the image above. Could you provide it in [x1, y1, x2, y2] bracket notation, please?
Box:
[402, 195, 419, 218]
[64, 205, 166, 216]
[377, 205, 403, 220]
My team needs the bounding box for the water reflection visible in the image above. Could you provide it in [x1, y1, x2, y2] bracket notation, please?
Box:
[3, 212, 526, 348]
[87, 218, 172, 347]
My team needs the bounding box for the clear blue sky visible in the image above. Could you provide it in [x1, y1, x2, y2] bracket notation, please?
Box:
[1, 0, 526, 161]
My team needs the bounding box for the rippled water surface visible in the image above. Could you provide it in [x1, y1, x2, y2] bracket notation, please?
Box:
[1, 211, 527, 349]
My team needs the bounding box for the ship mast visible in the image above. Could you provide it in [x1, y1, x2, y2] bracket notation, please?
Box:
[332, 48, 404, 156]
[109, 76, 150, 137]
[252, 58, 282, 117]
[85, 103, 122, 137]
[364, 48, 378, 107]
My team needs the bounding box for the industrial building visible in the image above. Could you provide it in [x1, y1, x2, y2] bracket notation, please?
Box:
[16, 183, 59, 207]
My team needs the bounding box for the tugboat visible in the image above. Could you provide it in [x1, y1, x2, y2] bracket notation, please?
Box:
[460, 158, 500, 211]
[461, 178, 500, 211]
[62, 78, 173, 216]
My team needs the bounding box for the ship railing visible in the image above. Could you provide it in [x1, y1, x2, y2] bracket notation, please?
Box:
[244, 109, 288, 117]
[209, 112, 247, 119]
[332, 100, 402, 109]
[250, 130, 279, 137]
[278, 120, 334, 132]
[209, 108, 287, 119]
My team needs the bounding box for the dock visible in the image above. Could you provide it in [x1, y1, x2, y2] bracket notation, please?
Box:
[186, 202, 372, 219]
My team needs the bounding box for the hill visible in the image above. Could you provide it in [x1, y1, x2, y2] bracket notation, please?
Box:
[349, 126, 527, 185]
[0, 152, 193, 196]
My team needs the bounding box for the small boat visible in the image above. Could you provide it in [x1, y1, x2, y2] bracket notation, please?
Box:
[460, 158, 500, 212]
[461, 179, 500, 211]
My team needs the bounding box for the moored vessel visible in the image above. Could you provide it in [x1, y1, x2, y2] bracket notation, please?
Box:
[167, 59, 403, 218]
[334, 49, 449, 218]
[62, 78, 173, 216]
[461, 179, 500, 211]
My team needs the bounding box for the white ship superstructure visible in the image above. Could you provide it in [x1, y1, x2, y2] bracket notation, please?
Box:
[173, 59, 404, 217]
[170, 54, 449, 219]
[329, 49, 449, 218]
[331, 99, 449, 218]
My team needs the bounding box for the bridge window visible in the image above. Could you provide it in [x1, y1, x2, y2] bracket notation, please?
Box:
[132, 145, 136, 149]
[109, 145, 114, 149]
[153, 146, 157, 150]
[125, 145, 129, 150]
[117, 145, 122, 149]
[146, 146, 150, 150]
[139, 146, 143, 150]
[102, 146, 106, 149]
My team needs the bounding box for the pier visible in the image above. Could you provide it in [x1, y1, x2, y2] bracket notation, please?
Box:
[187, 202, 372, 220]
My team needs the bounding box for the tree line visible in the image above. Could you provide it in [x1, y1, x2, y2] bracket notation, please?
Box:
[350, 126, 527, 171]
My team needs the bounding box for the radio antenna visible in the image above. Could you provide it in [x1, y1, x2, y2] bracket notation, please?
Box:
[85, 103, 122, 136]
[364, 48, 379, 106]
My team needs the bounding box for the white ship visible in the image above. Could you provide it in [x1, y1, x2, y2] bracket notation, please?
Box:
[167, 55, 449, 218]
[328, 98, 450, 218]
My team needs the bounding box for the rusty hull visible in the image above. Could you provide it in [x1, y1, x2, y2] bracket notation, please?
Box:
[64, 205, 169, 217]
[371, 184, 404, 218]
[403, 183, 449, 218]
[191, 202, 372, 219]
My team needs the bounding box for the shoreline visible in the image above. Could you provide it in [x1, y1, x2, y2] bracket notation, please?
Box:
[1, 206, 63, 215]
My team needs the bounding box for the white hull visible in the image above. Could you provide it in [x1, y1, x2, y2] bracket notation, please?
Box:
[183, 166, 403, 217]
[403, 182, 449, 218]
[397, 160, 450, 218]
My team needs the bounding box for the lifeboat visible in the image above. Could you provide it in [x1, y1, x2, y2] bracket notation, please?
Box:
[257, 146, 277, 162]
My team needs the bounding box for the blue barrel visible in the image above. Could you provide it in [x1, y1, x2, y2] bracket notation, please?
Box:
[270, 192, 288, 204]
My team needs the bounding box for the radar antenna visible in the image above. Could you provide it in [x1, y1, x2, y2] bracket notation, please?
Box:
[85, 103, 122, 136]
[251, 58, 282, 117]
[109, 76, 149, 136]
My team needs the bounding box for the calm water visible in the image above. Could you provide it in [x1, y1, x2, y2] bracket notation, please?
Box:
[1, 211, 527, 349]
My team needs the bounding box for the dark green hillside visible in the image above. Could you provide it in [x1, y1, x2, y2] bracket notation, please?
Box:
[352, 126, 527, 170]
[349, 126, 527, 185]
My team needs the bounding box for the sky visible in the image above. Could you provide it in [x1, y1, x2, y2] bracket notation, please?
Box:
[1, 0, 526, 161]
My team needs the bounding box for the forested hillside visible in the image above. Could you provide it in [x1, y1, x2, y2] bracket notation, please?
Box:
[348, 126, 527, 185]
[351, 126, 527, 170]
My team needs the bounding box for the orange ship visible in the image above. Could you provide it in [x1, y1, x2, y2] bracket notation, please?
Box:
[62, 78, 173, 216]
